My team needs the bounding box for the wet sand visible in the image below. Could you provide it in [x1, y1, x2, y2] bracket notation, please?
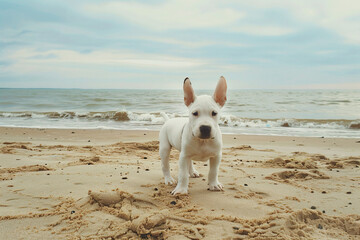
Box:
[0, 127, 359, 239]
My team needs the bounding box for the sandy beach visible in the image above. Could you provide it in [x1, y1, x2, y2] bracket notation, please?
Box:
[0, 126, 359, 239]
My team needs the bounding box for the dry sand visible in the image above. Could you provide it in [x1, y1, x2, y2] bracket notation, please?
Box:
[0, 127, 359, 239]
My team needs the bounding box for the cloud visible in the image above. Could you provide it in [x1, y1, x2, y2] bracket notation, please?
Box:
[29, 53, 58, 59]
[2, 48, 251, 72]
[119, 36, 249, 49]
[2, 48, 208, 71]
[240, 0, 360, 44]
[231, 25, 294, 36]
[85, 0, 297, 37]
[0, 48, 248, 88]
[286, 1, 360, 44]
[85, 0, 244, 31]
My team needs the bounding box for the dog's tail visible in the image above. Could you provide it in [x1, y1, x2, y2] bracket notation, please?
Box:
[160, 112, 170, 122]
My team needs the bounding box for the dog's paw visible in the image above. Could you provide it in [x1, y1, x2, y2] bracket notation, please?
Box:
[208, 182, 224, 191]
[189, 169, 200, 178]
[171, 185, 188, 195]
[164, 176, 176, 185]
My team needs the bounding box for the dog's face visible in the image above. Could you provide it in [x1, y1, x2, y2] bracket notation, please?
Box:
[188, 95, 221, 139]
[183, 77, 227, 139]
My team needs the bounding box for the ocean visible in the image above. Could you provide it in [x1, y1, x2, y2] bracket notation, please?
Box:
[0, 88, 359, 138]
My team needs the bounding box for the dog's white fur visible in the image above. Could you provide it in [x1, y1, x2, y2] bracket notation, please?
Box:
[159, 76, 227, 195]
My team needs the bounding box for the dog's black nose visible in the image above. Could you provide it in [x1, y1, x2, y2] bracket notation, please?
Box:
[199, 125, 211, 139]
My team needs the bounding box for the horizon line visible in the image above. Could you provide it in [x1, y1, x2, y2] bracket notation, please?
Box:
[1, 87, 360, 91]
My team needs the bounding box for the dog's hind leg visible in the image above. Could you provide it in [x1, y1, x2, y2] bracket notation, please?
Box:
[189, 161, 200, 178]
[159, 136, 176, 185]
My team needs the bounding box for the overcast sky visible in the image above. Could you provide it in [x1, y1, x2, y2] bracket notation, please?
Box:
[1, 0, 360, 89]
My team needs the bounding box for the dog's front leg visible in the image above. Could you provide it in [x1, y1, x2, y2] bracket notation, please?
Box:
[208, 154, 223, 191]
[172, 153, 190, 195]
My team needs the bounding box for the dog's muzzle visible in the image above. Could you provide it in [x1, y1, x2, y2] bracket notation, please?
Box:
[199, 125, 211, 139]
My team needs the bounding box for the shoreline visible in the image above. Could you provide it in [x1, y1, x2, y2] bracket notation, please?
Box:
[1, 125, 359, 148]
[1, 126, 359, 239]
[1, 113, 359, 139]
[1, 125, 359, 139]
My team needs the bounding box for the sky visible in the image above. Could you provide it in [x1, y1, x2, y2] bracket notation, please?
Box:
[1, 0, 360, 89]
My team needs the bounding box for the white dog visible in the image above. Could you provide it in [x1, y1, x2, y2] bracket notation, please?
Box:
[159, 76, 227, 195]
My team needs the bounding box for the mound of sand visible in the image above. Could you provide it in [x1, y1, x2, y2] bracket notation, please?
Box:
[284, 209, 360, 238]
[266, 170, 329, 183]
[326, 156, 360, 169]
[0, 165, 52, 180]
[264, 157, 318, 169]
[44, 188, 207, 239]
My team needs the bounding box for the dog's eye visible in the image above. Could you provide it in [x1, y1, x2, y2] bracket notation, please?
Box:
[192, 111, 198, 116]
[212, 111, 217, 117]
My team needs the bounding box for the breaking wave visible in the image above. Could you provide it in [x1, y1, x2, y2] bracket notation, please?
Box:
[0, 111, 359, 130]
[219, 115, 360, 130]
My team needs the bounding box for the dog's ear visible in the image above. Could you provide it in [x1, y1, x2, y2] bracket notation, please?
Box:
[213, 76, 227, 107]
[183, 77, 195, 106]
